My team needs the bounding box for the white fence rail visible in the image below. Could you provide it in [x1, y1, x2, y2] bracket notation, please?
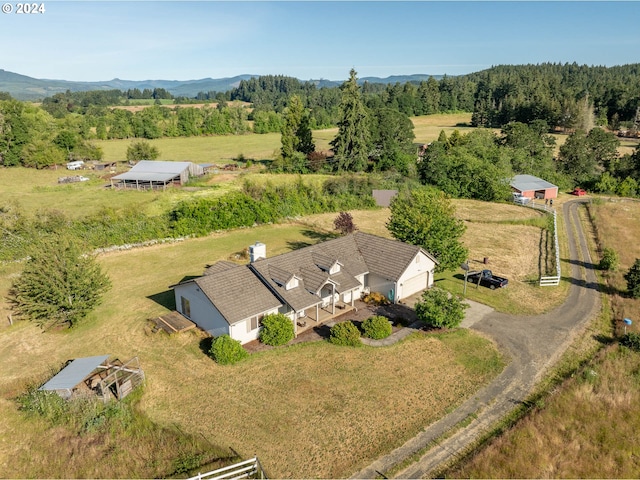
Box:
[520, 201, 561, 286]
[188, 457, 265, 480]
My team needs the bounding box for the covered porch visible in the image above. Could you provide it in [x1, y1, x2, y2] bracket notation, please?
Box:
[293, 299, 357, 336]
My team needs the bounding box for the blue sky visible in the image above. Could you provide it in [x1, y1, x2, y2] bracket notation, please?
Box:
[1, 1, 639, 81]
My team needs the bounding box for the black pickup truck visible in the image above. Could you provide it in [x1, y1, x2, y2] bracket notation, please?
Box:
[467, 269, 508, 289]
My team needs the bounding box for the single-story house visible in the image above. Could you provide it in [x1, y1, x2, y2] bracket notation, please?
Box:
[171, 232, 438, 344]
[510, 174, 558, 200]
[39, 355, 144, 401]
[110, 160, 203, 190]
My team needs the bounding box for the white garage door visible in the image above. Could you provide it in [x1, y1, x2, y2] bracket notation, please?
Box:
[401, 272, 429, 299]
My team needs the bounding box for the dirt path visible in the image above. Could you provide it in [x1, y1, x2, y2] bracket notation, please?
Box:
[351, 200, 601, 479]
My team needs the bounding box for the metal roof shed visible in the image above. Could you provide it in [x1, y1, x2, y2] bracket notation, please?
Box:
[110, 160, 197, 189]
[39, 355, 110, 399]
[510, 174, 558, 200]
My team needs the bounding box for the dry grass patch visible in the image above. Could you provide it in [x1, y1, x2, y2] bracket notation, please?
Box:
[589, 198, 640, 332]
[144, 332, 502, 479]
[451, 345, 640, 478]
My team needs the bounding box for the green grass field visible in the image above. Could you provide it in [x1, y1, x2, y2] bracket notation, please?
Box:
[93, 113, 475, 164]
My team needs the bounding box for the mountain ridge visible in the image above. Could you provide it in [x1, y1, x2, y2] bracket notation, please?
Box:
[0, 69, 443, 101]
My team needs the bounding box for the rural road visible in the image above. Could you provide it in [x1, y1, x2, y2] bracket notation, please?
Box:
[352, 199, 601, 479]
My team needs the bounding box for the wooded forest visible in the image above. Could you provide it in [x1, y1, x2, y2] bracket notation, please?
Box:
[1, 63, 639, 199]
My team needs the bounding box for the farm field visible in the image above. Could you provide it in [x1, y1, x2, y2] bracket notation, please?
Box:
[0, 195, 564, 478]
[448, 197, 640, 478]
[93, 113, 475, 164]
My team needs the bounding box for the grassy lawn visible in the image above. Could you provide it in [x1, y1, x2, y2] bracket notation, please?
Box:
[0, 222, 505, 478]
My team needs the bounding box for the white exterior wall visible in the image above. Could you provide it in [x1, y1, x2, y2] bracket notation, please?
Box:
[174, 283, 229, 337]
[396, 251, 436, 301]
[368, 273, 395, 302]
[229, 306, 280, 345]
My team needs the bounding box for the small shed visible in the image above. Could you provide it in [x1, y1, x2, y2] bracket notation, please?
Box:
[372, 189, 398, 207]
[510, 174, 558, 200]
[110, 161, 203, 190]
[39, 355, 145, 401]
[93, 161, 118, 171]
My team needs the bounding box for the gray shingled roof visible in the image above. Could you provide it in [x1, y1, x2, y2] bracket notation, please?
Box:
[192, 263, 282, 325]
[179, 232, 438, 318]
[353, 232, 438, 281]
[203, 261, 237, 275]
[510, 174, 557, 192]
[40, 355, 110, 392]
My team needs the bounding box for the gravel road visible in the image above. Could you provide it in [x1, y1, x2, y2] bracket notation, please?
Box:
[352, 199, 601, 479]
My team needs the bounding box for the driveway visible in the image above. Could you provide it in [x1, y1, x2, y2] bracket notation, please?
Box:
[352, 199, 601, 479]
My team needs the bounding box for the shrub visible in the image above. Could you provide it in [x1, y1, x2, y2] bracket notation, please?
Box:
[210, 335, 248, 365]
[334, 211, 357, 235]
[414, 287, 468, 329]
[599, 247, 619, 271]
[624, 259, 640, 299]
[620, 332, 640, 352]
[259, 313, 294, 346]
[362, 315, 392, 339]
[329, 321, 361, 347]
[362, 291, 391, 306]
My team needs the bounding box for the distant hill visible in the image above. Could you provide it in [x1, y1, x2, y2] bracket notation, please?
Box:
[0, 69, 444, 101]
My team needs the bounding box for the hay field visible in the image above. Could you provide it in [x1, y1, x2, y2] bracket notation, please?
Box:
[589, 198, 640, 333]
[94, 113, 474, 164]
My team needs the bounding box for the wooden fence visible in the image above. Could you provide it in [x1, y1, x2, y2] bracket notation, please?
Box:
[188, 457, 266, 480]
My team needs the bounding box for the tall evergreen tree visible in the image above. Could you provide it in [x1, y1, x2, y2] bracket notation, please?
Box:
[330, 69, 370, 172]
[280, 95, 314, 160]
[9, 235, 111, 330]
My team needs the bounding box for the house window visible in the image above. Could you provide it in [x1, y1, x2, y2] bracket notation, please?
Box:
[247, 314, 264, 332]
[416, 255, 420, 263]
[180, 297, 191, 318]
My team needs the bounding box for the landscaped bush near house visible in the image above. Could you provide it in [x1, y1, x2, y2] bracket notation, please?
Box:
[362, 315, 392, 339]
[329, 321, 361, 347]
[210, 335, 249, 365]
[259, 313, 294, 346]
[362, 291, 390, 306]
[620, 332, 640, 352]
[415, 287, 467, 329]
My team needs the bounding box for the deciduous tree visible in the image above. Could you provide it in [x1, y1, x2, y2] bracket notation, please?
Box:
[387, 187, 467, 272]
[333, 211, 357, 235]
[126, 139, 159, 162]
[414, 287, 467, 329]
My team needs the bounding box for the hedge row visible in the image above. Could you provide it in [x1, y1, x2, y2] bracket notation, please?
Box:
[0, 177, 376, 261]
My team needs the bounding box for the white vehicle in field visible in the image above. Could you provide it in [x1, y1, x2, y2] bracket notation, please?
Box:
[512, 192, 531, 205]
[66, 160, 85, 170]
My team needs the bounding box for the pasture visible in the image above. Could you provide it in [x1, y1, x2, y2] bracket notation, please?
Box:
[0, 111, 587, 477]
[93, 113, 475, 164]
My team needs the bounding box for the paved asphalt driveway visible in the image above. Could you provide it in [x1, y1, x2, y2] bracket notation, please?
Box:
[352, 199, 601, 479]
